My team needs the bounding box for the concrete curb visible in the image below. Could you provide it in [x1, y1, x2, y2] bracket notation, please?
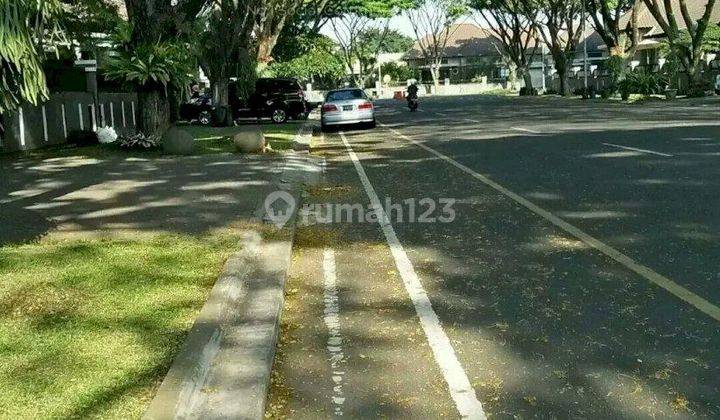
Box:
[144, 145, 321, 420]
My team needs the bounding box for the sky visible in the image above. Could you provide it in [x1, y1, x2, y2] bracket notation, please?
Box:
[321, 14, 478, 42]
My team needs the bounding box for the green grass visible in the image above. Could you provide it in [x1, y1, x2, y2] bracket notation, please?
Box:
[183, 122, 302, 152]
[0, 230, 242, 418]
[0, 122, 303, 161]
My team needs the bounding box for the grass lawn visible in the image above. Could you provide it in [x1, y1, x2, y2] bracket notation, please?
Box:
[1, 122, 303, 161]
[184, 121, 302, 153]
[0, 229, 243, 418]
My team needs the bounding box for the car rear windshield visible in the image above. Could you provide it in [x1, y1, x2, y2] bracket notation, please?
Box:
[326, 90, 366, 102]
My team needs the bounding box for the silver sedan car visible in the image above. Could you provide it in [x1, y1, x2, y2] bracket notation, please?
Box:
[320, 88, 376, 132]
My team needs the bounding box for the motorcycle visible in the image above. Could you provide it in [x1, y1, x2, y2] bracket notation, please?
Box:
[407, 94, 419, 112]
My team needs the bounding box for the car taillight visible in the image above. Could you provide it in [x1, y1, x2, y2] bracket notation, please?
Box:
[358, 102, 373, 110]
[322, 104, 338, 112]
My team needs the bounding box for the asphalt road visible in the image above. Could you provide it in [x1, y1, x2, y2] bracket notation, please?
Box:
[267, 95, 720, 419]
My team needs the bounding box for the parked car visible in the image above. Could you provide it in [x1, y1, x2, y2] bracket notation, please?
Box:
[231, 78, 309, 124]
[179, 93, 214, 125]
[320, 88, 376, 132]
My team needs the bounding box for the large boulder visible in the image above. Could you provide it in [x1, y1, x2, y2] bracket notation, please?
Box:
[233, 125, 266, 153]
[162, 126, 194, 155]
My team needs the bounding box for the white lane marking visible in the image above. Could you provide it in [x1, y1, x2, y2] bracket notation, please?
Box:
[602, 143, 674, 157]
[464, 118, 480, 123]
[323, 248, 346, 417]
[339, 132, 486, 419]
[511, 126, 541, 134]
[435, 111, 449, 117]
[380, 123, 720, 323]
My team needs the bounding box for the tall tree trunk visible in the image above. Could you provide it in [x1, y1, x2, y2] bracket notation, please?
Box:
[507, 63, 518, 90]
[520, 67, 533, 90]
[686, 58, 703, 87]
[257, 34, 281, 64]
[431, 65, 441, 89]
[211, 72, 233, 126]
[138, 88, 170, 136]
[554, 57, 570, 96]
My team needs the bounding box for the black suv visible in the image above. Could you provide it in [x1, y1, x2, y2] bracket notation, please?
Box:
[231, 78, 308, 124]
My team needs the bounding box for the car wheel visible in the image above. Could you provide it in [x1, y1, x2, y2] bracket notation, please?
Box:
[366, 119, 376, 129]
[321, 123, 333, 133]
[271, 108, 288, 124]
[198, 110, 212, 126]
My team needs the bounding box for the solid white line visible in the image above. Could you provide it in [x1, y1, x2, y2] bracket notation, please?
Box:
[602, 142, 674, 157]
[511, 126, 541, 134]
[323, 248, 346, 417]
[379, 123, 720, 323]
[464, 118, 480, 123]
[339, 131, 486, 420]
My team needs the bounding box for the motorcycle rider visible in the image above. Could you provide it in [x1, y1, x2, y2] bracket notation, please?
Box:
[407, 81, 419, 110]
[407, 81, 419, 100]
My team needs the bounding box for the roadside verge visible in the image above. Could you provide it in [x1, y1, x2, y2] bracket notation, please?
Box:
[144, 123, 321, 420]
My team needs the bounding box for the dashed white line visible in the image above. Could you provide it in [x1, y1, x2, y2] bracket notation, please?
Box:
[322, 248, 346, 417]
[379, 122, 720, 323]
[339, 131, 486, 420]
[435, 111, 449, 117]
[602, 143, 674, 157]
[464, 118, 480, 123]
[510, 126, 541, 134]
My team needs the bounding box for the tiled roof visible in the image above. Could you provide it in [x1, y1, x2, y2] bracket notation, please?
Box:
[620, 0, 720, 37]
[405, 23, 505, 59]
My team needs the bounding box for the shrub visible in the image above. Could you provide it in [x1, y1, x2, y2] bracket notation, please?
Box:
[619, 71, 667, 96]
[519, 87, 538, 96]
[118, 133, 161, 150]
[96, 126, 118, 144]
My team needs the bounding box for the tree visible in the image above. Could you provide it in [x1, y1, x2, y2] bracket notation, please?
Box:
[121, 0, 207, 135]
[255, 0, 305, 64]
[406, 0, 469, 88]
[586, 0, 641, 58]
[196, 0, 257, 113]
[1, 0, 64, 113]
[642, 0, 718, 86]
[332, 13, 389, 86]
[377, 29, 416, 52]
[472, 0, 539, 90]
[330, 0, 409, 87]
[529, 0, 583, 95]
[60, 0, 121, 52]
[269, 35, 345, 84]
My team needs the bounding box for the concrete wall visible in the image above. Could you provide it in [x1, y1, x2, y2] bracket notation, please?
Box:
[1, 92, 137, 152]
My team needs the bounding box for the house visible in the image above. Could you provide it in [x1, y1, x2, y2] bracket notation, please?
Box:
[619, 0, 720, 68]
[404, 23, 513, 83]
[404, 22, 608, 89]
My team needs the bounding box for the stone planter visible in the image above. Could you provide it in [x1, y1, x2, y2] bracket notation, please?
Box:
[233, 125, 266, 153]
